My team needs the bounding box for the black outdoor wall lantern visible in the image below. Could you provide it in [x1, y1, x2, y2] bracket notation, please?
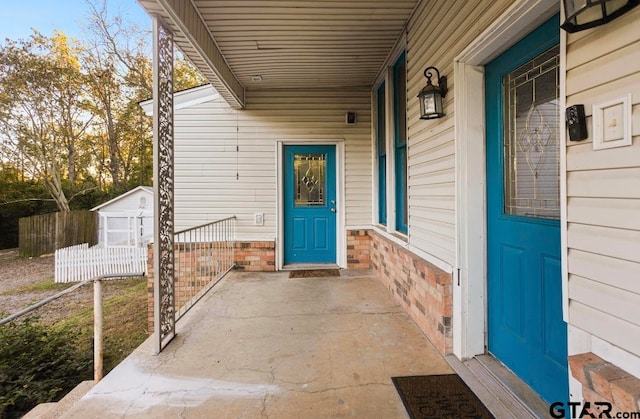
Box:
[561, 0, 639, 33]
[417, 66, 447, 120]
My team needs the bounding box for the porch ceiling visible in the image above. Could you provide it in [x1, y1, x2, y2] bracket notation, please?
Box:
[138, 0, 418, 108]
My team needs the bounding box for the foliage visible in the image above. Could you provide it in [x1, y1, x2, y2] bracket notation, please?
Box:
[175, 57, 208, 92]
[0, 32, 88, 211]
[58, 278, 148, 372]
[0, 317, 92, 419]
[0, 167, 57, 248]
[0, 0, 206, 206]
[0, 0, 207, 248]
[0, 276, 148, 417]
[0, 166, 112, 249]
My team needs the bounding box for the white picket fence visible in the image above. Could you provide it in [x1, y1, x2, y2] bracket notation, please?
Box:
[55, 243, 147, 283]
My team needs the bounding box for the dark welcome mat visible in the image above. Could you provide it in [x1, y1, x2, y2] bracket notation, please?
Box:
[289, 269, 340, 278]
[392, 374, 494, 419]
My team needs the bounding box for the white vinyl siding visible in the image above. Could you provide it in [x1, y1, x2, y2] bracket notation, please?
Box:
[565, 8, 640, 358]
[405, 0, 513, 266]
[172, 88, 372, 241]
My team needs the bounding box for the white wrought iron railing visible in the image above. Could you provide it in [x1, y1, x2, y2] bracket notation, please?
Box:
[174, 216, 236, 320]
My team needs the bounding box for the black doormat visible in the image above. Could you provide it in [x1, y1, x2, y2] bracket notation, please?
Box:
[392, 374, 494, 419]
[288, 269, 340, 278]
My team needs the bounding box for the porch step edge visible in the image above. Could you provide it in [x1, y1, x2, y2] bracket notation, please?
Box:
[474, 354, 550, 418]
[446, 354, 541, 419]
[23, 380, 95, 419]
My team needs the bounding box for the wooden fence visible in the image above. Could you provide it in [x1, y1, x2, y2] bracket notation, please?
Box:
[55, 244, 147, 283]
[19, 211, 98, 257]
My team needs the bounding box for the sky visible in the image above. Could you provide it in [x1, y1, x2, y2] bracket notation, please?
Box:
[0, 0, 151, 42]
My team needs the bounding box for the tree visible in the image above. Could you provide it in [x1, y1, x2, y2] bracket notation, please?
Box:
[0, 166, 57, 248]
[82, 0, 152, 190]
[82, 0, 206, 190]
[175, 57, 208, 91]
[0, 33, 88, 211]
[51, 33, 93, 184]
[0, 0, 208, 216]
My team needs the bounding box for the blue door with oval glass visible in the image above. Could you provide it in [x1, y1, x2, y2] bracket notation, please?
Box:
[486, 15, 568, 404]
[284, 145, 336, 264]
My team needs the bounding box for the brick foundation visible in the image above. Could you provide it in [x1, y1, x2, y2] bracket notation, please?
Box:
[346, 229, 371, 269]
[234, 241, 275, 271]
[369, 230, 453, 355]
[569, 353, 640, 413]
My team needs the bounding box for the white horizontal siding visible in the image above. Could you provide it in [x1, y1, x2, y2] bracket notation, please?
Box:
[173, 88, 372, 241]
[570, 300, 640, 357]
[404, 0, 513, 267]
[565, 7, 640, 358]
[570, 274, 640, 326]
[567, 139, 640, 171]
[569, 249, 640, 295]
[567, 223, 640, 264]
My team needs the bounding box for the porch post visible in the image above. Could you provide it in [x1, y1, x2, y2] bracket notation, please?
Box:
[152, 16, 175, 354]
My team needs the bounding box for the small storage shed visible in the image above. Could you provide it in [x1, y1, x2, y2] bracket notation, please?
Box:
[92, 186, 154, 248]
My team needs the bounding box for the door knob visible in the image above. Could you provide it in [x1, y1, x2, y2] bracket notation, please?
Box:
[331, 200, 336, 204]
[330, 208, 336, 213]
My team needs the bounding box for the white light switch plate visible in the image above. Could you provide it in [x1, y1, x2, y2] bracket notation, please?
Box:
[593, 94, 632, 150]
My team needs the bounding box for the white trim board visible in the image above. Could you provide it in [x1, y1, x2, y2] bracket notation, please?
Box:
[371, 226, 453, 274]
[452, 0, 560, 361]
[91, 186, 153, 211]
[140, 84, 220, 115]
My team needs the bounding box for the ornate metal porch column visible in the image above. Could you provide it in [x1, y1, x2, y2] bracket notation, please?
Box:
[152, 16, 175, 353]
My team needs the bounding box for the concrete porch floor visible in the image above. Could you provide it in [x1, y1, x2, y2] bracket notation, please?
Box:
[61, 269, 453, 418]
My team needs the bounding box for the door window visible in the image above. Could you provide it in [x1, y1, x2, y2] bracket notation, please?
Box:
[503, 46, 560, 220]
[294, 153, 326, 207]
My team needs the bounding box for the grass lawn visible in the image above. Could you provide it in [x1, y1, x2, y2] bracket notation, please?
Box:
[2, 274, 148, 373]
[0, 276, 148, 418]
[55, 277, 149, 372]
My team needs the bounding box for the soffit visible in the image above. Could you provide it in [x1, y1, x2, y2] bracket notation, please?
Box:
[139, 0, 417, 106]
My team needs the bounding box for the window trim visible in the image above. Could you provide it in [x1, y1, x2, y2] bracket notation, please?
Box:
[372, 37, 406, 237]
[393, 52, 408, 234]
[376, 82, 387, 225]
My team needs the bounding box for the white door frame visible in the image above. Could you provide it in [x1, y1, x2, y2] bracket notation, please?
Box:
[276, 139, 346, 270]
[452, 0, 561, 360]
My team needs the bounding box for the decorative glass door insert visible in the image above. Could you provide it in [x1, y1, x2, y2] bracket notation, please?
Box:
[294, 153, 326, 207]
[503, 46, 560, 220]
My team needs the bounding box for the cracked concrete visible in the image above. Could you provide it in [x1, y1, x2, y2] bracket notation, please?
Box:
[61, 270, 452, 418]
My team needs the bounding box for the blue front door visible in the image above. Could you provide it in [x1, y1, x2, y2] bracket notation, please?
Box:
[284, 145, 337, 264]
[486, 15, 568, 404]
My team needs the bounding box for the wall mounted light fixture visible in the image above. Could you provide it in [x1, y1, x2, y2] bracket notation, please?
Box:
[417, 66, 447, 120]
[561, 0, 639, 33]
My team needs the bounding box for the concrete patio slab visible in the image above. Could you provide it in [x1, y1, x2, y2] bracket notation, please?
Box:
[61, 270, 452, 418]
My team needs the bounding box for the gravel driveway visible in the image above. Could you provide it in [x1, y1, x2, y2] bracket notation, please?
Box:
[0, 249, 96, 320]
[0, 248, 147, 322]
[0, 249, 55, 294]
